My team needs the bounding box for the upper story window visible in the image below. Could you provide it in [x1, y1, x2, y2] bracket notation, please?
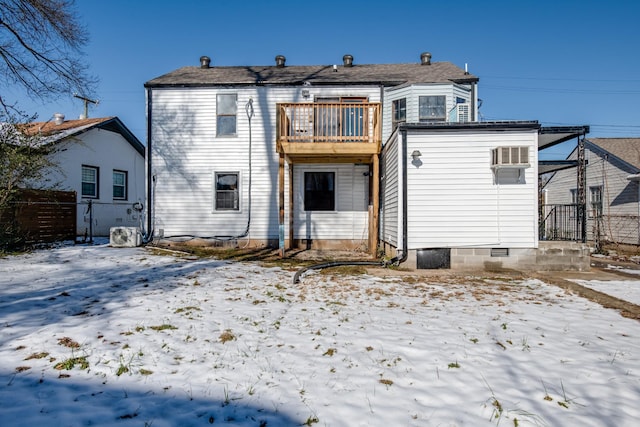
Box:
[392, 98, 406, 129]
[113, 170, 127, 200]
[589, 185, 603, 218]
[217, 94, 237, 136]
[215, 172, 239, 211]
[304, 171, 335, 211]
[419, 95, 446, 122]
[81, 165, 99, 198]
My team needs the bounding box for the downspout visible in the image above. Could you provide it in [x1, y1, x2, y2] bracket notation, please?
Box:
[390, 127, 409, 265]
[145, 88, 154, 242]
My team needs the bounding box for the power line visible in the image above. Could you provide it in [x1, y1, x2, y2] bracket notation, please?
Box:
[481, 84, 640, 95]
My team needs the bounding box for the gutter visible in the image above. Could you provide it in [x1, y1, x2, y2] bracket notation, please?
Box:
[393, 128, 409, 265]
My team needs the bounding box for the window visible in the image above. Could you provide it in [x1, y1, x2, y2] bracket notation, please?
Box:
[113, 170, 127, 200]
[81, 165, 99, 198]
[304, 172, 335, 211]
[570, 189, 578, 218]
[419, 95, 446, 122]
[217, 94, 237, 136]
[589, 186, 603, 218]
[392, 98, 406, 128]
[215, 172, 239, 210]
[570, 189, 577, 204]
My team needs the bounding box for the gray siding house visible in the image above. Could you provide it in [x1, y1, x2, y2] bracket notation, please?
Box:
[543, 138, 640, 246]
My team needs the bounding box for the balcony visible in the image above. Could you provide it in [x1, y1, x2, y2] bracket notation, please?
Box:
[277, 102, 381, 162]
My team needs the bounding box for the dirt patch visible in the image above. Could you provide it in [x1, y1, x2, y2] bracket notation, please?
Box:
[149, 242, 640, 320]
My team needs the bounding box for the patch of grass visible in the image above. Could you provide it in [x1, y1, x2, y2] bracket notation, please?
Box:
[139, 368, 153, 376]
[116, 364, 129, 376]
[219, 330, 236, 343]
[24, 352, 49, 360]
[57, 337, 80, 348]
[303, 416, 319, 425]
[149, 324, 177, 331]
[379, 378, 393, 386]
[54, 356, 89, 371]
[448, 361, 460, 369]
[323, 348, 337, 357]
[318, 265, 367, 277]
[15, 366, 31, 372]
[175, 306, 201, 314]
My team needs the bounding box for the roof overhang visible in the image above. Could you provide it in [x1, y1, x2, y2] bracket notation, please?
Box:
[539, 160, 580, 175]
[539, 126, 590, 150]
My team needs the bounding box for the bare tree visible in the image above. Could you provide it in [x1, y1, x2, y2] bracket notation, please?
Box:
[0, 0, 95, 111]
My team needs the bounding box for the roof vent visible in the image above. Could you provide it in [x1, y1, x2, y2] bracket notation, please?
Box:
[54, 113, 65, 125]
[275, 55, 286, 68]
[343, 54, 353, 67]
[420, 52, 432, 65]
[200, 56, 211, 69]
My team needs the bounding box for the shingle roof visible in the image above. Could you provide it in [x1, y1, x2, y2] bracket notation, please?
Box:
[22, 117, 113, 138]
[588, 138, 640, 171]
[22, 117, 145, 156]
[145, 61, 478, 88]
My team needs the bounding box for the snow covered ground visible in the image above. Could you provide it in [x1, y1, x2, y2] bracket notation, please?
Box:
[1, 242, 639, 427]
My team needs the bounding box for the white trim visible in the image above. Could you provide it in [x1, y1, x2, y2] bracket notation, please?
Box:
[301, 168, 338, 213]
[212, 170, 242, 213]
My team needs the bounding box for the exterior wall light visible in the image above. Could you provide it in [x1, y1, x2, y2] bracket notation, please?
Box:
[411, 150, 422, 161]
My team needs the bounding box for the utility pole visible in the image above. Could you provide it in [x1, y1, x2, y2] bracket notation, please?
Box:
[73, 93, 99, 118]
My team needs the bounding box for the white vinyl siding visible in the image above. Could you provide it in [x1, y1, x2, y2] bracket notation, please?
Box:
[380, 132, 401, 247]
[293, 164, 369, 241]
[405, 130, 538, 249]
[382, 83, 473, 142]
[150, 86, 380, 240]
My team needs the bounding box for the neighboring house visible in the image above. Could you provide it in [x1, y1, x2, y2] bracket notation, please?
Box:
[543, 138, 640, 246]
[24, 116, 145, 237]
[145, 53, 588, 270]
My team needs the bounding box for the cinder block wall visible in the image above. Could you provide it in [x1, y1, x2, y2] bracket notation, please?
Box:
[401, 242, 590, 272]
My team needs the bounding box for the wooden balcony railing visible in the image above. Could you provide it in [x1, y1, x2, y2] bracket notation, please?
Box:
[277, 102, 381, 145]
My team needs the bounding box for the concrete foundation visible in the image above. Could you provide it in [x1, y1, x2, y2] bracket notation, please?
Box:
[394, 241, 591, 272]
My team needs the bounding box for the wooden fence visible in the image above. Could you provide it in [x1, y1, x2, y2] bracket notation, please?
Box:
[0, 189, 77, 246]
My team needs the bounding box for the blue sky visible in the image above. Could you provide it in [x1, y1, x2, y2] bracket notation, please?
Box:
[8, 0, 640, 159]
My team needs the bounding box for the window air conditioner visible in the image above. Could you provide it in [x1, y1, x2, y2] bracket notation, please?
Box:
[491, 146, 530, 167]
[110, 226, 142, 247]
[456, 103, 471, 123]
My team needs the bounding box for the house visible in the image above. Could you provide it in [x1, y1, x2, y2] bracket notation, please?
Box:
[543, 138, 640, 246]
[145, 53, 589, 270]
[24, 116, 145, 237]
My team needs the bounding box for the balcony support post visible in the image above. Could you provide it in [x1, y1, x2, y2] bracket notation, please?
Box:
[369, 154, 380, 256]
[288, 160, 295, 250]
[279, 152, 285, 257]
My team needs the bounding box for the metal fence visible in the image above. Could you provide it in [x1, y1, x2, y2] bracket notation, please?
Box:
[539, 204, 582, 241]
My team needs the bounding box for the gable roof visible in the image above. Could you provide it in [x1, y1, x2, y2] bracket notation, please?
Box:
[587, 138, 640, 171]
[145, 61, 478, 88]
[23, 116, 145, 157]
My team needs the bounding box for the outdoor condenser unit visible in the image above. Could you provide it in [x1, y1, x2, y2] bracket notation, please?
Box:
[109, 226, 142, 247]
